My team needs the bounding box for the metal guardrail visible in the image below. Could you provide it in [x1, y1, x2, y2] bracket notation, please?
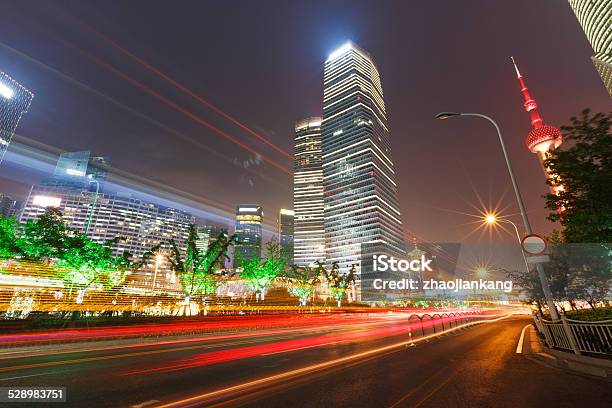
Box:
[532, 312, 612, 356]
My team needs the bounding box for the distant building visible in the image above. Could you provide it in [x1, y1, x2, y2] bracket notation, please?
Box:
[196, 224, 229, 269]
[293, 117, 325, 267]
[278, 208, 294, 261]
[20, 151, 194, 268]
[0, 193, 19, 218]
[568, 0, 612, 97]
[45, 150, 110, 192]
[20, 186, 194, 262]
[234, 205, 263, 267]
[0, 71, 34, 165]
[196, 226, 213, 252]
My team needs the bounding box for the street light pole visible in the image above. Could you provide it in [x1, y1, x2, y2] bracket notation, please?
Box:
[84, 176, 100, 236]
[436, 112, 559, 320]
[487, 215, 531, 275]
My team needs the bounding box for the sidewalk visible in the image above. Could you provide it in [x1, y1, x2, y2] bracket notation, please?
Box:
[524, 325, 612, 380]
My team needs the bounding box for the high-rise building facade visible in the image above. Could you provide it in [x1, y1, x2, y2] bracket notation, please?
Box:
[321, 42, 405, 285]
[20, 186, 194, 261]
[0, 71, 34, 165]
[293, 117, 325, 267]
[196, 226, 213, 252]
[233, 205, 263, 267]
[278, 208, 294, 261]
[568, 1, 612, 97]
[195, 224, 229, 268]
[0, 193, 18, 218]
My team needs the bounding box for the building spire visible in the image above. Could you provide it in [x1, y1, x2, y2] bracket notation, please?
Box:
[510, 56, 542, 129]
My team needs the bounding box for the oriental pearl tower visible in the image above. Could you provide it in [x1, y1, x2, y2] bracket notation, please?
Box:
[511, 57, 564, 196]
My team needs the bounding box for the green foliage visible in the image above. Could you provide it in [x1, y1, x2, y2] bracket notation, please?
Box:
[565, 306, 612, 321]
[285, 265, 320, 305]
[322, 262, 356, 305]
[508, 241, 611, 310]
[2, 209, 144, 298]
[54, 236, 138, 291]
[544, 109, 612, 243]
[16, 208, 69, 261]
[238, 241, 288, 300]
[0, 216, 20, 259]
[167, 224, 236, 301]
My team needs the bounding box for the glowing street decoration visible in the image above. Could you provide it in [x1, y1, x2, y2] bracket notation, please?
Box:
[0, 82, 14, 99]
[32, 195, 62, 208]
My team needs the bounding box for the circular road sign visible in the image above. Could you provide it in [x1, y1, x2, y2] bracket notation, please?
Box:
[521, 234, 547, 255]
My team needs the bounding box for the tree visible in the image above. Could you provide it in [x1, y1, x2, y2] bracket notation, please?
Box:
[238, 241, 288, 302]
[54, 235, 140, 303]
[166, 225, 236, 313]
[285, 265, 320, 306]
[3, 209, 141, 304]
[323, 262, 356, 307]
[544, 109, 612, 243]
[0, 216, 20, 260]
[16, 208, 69, 262]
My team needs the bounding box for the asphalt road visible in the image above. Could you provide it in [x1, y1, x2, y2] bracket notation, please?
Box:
[0, 315, 610, 408]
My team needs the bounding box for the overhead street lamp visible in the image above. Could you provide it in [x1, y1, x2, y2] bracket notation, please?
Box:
[435, 112, 559, 320]
[485, 213, 530, 275]
[84, 174, 100, 236]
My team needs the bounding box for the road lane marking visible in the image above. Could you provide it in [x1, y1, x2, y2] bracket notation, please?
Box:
[153, 314, 514, 408]
[516, 324, 531, 353]
[131, 400, 160, 408]
[388, 366, 448, 408]
[412, 369, 459, 408]
[0, 371, 57, 381]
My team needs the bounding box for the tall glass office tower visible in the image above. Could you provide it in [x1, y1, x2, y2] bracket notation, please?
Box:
[293, 118, 325, 267]
[568, 0, 612, 97]
[233, 205, 263, 267]
[322, 42, 405, 290]
[0, 71, 34, 165]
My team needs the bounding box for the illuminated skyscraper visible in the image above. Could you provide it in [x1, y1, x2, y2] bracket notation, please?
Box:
[511, 57, 564, 195]
[568, 0, 612, 97]
[0, 71, 34, 165]
[293, 118, 325, 266]
[278, 208, 294, 261]
[234, 205, 263, 267]
[322, 42, 405, 288]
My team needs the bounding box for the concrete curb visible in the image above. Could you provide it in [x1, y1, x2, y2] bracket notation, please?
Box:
[526, 326, 612, 381]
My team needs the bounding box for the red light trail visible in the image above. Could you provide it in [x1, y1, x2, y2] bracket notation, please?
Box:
[150, 313, 513, 408]
[54, 36, 292, 176]
[123, 312, 496, 375]
[86, 26, 293, 160]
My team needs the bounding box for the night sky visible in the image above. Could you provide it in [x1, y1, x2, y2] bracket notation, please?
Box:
[0, 0, 610, 243]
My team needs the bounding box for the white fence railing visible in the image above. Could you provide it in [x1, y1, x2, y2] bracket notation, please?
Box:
[532, 312, 612, 356]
